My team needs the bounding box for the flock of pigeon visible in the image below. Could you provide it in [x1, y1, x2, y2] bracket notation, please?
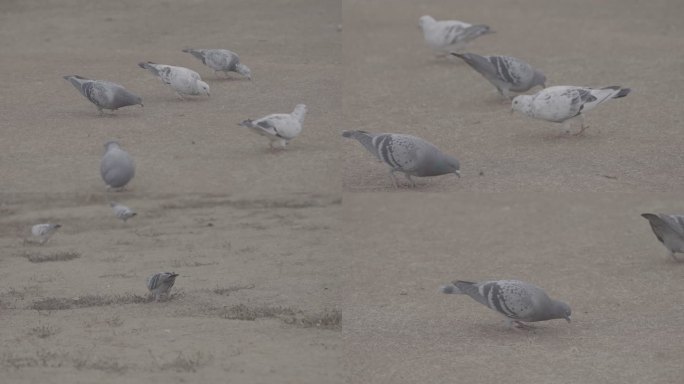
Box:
[347, 15, 673, 329]
[24, 16, 680, 327]
[31, 48, 309, 301]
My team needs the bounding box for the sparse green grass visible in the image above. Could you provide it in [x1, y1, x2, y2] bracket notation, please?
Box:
[22, 251, 81, 263]
[27, 324, 60, 338]
[31, 293, 153, 310]
[212, 284, 255, 296]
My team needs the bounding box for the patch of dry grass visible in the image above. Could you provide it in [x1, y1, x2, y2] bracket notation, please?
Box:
[27, 324, 60, 338]
[31, 293, 153, 310]
[22, 251, 81, 263]
[220, 304, 297, 321]
[219, 304, 341, 330]
[212, 284, 255, 296]
[159, 352, 210, 373]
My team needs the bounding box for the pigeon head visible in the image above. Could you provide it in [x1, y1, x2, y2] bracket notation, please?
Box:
[104, 140, 121, 151]
[236, 63, 252, 80]
[292, 104, 307, 122]
[551, 300, 572, 322]
[418, 15, 435, 30]
[197, 80, 211, 97]
[511, 95, 533, 115]
[533, 70, 547, 89]
[445, 155, 461, 178]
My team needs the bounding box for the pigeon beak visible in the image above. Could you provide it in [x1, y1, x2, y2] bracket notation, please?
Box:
[565, 315, 571, 323]
[454, 170, 461, 178]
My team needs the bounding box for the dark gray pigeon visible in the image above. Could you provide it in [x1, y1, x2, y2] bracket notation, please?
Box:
[342, 130, 460, 187]
[100, 141, 135, 191]
[147, 272, 178, 302]
[63, 75, 143, 114]
[451, 53, 546, 99]
[182, 48, 252, 80]
[641, 213, 684, 261]
[442, 279, 571, 328]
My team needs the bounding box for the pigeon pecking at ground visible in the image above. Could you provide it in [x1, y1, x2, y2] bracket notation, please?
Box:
[182, 48, 252, 80]
[418, 15, 493, 55]
[147, 272, 179, 302]
[101, 141, 135, 191]
[63, 75, 143, 114]
[451, 53, 546, 99]
[342, 130, 460, 187]
[30, 223, 61, 245]
[138, 62, 210, 99]
[511, 85, 631, 135]
[641, 213, 684, 262]
[441, 279, 571, 329]
[110, 202, 136, 223]
[239, 104, 307, 149]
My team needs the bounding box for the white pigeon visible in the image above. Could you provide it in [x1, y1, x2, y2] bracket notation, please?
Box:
[238, 104, 307, 149]
[442, 279, 571, 329]
[641, 213, 684, 262]
[182, 48, 252, 80]
[101, 141, 135, 191]
[511, 85, 631, 134]
[31, 223, 61, 245]
[110, 202, 136, 222]
[342, 130, 460, 187]
[418, 15, 493, 55]
[63, 75, 143, 114]
[147, 272, 179, 302]
[138, 62, 210, 99]
[451, 53, 546, 99]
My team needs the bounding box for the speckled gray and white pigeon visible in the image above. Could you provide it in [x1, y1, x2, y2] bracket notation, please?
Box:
[641, 213, 684, 262]
[451, 53, 546, 99]
[138, 62, 210, 99]
[441, 280, 571, 328]
[63, 75, 143, 114]
[147, 272, 179, 302]
[511, 85, 630, 135]
[31, 223, 61, 245]
[342, 130, 460, 187]
[239, 104, 307, 149]
[418, 15, 493, 54]
[110, 202, 136, 223]
[182, 48, 252, 80]
[100, 141, 135, 191]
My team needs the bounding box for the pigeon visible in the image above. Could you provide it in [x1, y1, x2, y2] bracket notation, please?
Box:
[451, 53, 546, 99]
[110, 202, 136, 222]
[511, 86, 631, 135]
[182, 48, 252, 80]
[63, 75, 143, 114]
[138, 62, 210, 99]
[147, 272, 179, 302]
[30, 223, 61, 245]
[441, 280, 571, 328]
[641, 213, 684, 262]
[101, 141, 135, 191]
[342, 130, 460, 187]
[239, 104, 307, 149]
[418, 15, 493, 55]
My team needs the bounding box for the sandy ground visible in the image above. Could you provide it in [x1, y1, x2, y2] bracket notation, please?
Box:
[342, 193, 684, 384]
[0, 0, 343, 383]
[342, 0, 684, 192]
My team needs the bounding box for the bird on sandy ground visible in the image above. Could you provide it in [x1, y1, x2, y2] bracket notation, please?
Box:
[641, 213, 684, 262]
[110, 202, 136, 223]
[182, 48, 252, 80]
[101, 141, 135, 191]
[29, 223, 62, 245]
[63, 75, 143, 115]
[418, 15, 493, 56]
[147, 272, 179, 302]
[138, 62, 210, 99]
[239, 104, 307, 149]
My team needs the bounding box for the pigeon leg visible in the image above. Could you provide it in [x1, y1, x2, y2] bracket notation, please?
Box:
[573, 115, 588, 135]
[513, 320, 535, 330]
[670, 251, 680, 262]
[389, 170, 400, 188]
[404, 174, 416, 188]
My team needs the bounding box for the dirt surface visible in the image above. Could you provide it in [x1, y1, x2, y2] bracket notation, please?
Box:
[342, 0, 684, 192]
[342, 193, 684, 384]
[0, 1, 342, 383]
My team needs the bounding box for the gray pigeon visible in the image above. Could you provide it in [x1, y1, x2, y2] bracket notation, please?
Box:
[30, 223, 61, 245]
[342, 130, 460, 187]
[147, 272, 179, 302]
[451, 53, 546, 99]
[641, 213, 684, 261]
[182, 48, 252, 80]
[441, 280, 571, 328]
[512, 85, 631, 135]
[100, 141, 135, 191]
[63, 75, 143, 114]
[110, 202, 136, 222]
